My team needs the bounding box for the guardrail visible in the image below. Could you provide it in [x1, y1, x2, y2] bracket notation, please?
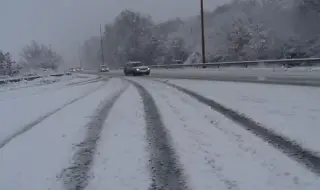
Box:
[150, 58, 320, 69]
[0, 72, 70, 85]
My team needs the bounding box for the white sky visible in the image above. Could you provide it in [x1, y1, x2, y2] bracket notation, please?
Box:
[0, 0, 227, 65]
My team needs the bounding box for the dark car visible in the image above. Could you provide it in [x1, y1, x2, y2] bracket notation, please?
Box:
[123, 61, 150, 76]
[100, 65, 109, 72]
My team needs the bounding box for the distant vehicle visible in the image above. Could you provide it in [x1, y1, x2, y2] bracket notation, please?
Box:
[123, 61, 150, 76]
[76, 67, 81, 72]
[100, 65, 109, 72]
[69, 68, 76, 72]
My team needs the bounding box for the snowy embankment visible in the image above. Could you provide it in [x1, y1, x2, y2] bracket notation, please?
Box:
[1, 75, 67, 90]
[0, 74, 98, 100]
[161, 79, 320, 155]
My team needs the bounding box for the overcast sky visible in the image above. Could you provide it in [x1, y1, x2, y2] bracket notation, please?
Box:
[0, 0, 227, 65]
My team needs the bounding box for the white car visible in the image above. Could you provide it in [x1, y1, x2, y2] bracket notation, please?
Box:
[100, 65, 109, 72]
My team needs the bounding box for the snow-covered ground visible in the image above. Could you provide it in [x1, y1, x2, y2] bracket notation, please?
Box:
[87, 85, 150, 190]
[0, 78, 125, 190]
[0, 76, 319, 190]
[162, 79, 320, 155]
[0, 74, 101, 145]
[0, 74, 98, 101]
[134, 78, 320, 190]
[0, 73, 96, 90]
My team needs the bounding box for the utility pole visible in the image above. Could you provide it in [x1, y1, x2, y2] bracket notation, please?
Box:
[77, 43, 82, 68]
[200, 0, 206, 66]
[100, 24, 105, 65]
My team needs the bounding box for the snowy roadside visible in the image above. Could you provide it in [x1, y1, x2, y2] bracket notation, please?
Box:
[133, 78, 320, 190]
[0, 73, 97, 91]
[0, 79, 105, 145]
[0, 74, 99, 101]
[0, 75, 70, 90]
[161, 79, 320, 155]
[0, 78, 124, 190]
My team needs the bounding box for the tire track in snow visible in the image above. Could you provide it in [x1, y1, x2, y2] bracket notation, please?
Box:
[143, 81, 241, 190]
[156, 79, 320, 176]
[59, 84, 128, 190]
[128, 79, 189, 190]
[0, 81, 108, 150]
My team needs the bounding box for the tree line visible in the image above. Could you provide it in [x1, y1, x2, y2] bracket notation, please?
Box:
[188, 0, 320, 62]
[81, 10, 190, 69]
[81, 0, 320, 68]
[0, 51, 15, 75]
[2, 0, 319, 75]
[0, 41, 63, 76]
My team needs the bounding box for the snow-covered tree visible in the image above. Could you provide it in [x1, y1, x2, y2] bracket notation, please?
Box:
[82, 0, 320, 66]
[162, 37, 189, 64]
[0, 50, 15, 75]
[20, 41, 63, 71]
[81, 9, 190, 68]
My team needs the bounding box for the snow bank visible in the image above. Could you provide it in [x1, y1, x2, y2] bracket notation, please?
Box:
[0, 73, 98, 92]
[0, 75, 69, 91]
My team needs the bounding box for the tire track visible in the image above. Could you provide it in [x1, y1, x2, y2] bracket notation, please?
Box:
[128, 79, 189, 190]
[143, 82, 241, 190]
[59, 84, 128, 190]
[155, 79, 320, 176]
[0, 81, 108, 150]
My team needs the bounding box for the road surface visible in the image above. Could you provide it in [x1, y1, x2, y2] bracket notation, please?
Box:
[0, 74, 319, 190]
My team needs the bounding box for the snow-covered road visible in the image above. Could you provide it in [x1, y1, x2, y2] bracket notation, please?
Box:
[157, 79, 320, 156]
[0, 75, 319, 190]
